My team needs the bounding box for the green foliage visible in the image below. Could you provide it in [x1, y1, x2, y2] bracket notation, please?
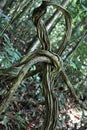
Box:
[0, 33, 21, 68]
[0, 10, 9, 30]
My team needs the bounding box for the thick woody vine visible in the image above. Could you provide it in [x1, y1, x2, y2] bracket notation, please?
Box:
[0, 0, 87, 130]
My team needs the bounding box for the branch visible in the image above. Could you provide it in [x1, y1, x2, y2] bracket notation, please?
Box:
[65, 29, 87, 60]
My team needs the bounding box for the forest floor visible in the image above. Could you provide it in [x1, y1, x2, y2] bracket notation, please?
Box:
[0, 81, 87, 130]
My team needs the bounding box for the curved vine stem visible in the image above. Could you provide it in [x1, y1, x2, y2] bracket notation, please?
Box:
[0, 50, 62, 114]
[32, 1, 87, 130]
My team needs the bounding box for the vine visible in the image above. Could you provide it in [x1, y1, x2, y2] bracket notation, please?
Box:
[0, 1, 87, 130]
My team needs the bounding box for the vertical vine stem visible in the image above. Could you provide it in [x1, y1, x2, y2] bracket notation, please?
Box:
[32, 1, 63, 129]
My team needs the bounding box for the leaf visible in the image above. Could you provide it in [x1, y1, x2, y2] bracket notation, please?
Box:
[3, 33, 10, 44]
[3, 116, 8, 127]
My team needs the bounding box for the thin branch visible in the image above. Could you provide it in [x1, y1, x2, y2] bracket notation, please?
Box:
[61, 70, 87, 110]
[65, 29, 87, 60]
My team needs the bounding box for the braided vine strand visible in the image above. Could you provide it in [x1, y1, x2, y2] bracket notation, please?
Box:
[38, 50, 63, 75]
[0, 0, 87, 120]
[32, 1, 63, 129]
[32, 1, 50, 50]
[32, 1, 72, 55]
[40, 1, 87, 111]
[0, 49, 62, 114]
[32, 2, 87, 130]
[32, 1, 47, 27]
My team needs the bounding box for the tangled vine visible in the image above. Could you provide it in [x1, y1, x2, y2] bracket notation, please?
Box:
[0, 0, 87, 130]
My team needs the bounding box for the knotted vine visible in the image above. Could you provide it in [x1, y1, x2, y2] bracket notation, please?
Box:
[32, 1, 71, 129]
[0, 1, 87, 130]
